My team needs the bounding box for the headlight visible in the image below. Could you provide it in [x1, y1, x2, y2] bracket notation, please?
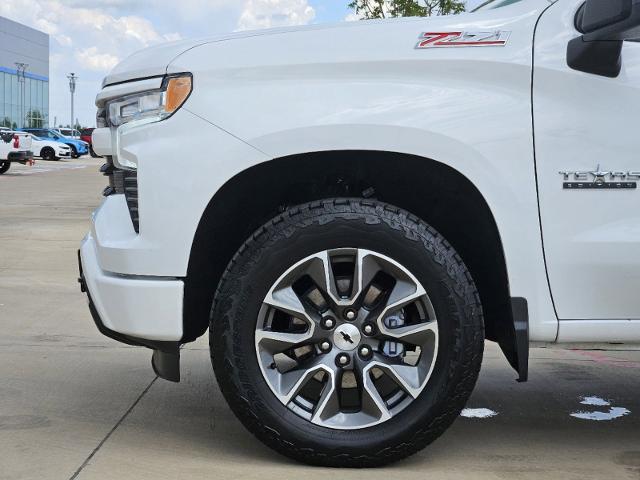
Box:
[107, 74, 192, 128]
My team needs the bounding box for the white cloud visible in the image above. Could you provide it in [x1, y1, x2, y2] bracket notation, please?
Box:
[55, 34, 73, 47]
[238, 0, 315, 31]
[164, 32, 183, 42]
[75, 47, 120, 72]
[344, 12, 361, 22]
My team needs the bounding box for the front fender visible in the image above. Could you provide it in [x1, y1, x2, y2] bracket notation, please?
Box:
[170, 0, 557, 340]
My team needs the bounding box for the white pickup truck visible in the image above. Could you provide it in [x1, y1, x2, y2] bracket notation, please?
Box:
[79, 0, 640, 467]
[0, 129, 33, 174]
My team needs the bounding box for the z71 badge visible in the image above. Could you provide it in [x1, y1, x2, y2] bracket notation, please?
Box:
[416, 31, 511, 49]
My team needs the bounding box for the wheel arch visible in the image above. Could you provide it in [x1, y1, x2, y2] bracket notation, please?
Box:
[184, 150, 525, 377]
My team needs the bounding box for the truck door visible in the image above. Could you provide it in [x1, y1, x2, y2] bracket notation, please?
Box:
[533, 0, 640, 320]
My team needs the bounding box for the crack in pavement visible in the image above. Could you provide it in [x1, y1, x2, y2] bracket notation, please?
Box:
[68, 376, 158, 480]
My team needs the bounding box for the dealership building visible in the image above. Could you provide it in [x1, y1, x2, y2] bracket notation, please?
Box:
[0, 16, 49, 129]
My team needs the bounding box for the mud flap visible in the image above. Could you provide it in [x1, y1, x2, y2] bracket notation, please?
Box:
[152, 347, 181, 383]
[497, 297, 529, 382]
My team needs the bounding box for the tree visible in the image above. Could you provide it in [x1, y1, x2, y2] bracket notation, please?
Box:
[348, 0, 465, 19]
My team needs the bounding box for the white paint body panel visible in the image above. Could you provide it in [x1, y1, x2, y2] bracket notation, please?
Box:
[83, 0, 640, 343]
[534, 0, 640, 321]
[89, 109, 268, 276]
[170, 0, 558, 341]
[558, 320, 640, 343]
[80, 233, 183, 341]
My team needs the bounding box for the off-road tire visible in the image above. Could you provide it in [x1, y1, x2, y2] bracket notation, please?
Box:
[210, 198, 484, 467]
[0, 161, 9, 174]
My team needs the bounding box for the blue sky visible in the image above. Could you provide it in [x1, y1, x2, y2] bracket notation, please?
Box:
[0, 0, 484, 126]
[312, 0, 354, 22]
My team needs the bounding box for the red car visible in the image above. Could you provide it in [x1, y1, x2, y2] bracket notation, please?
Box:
[80, 128, 100, 157]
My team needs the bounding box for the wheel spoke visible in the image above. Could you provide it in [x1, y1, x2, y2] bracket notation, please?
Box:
[311, 369, 341, 424]
[264, 285, 313, 321]
[255, 329, 311, 353]
[379, 320, 437, 346]
[361, 365, 392, 422]
[301, 251, 334, 305]
[276, 363, 330, 404]
[373, 274, 438, 345]
[264, 286, 322, 342]
[370, 361, 423, 399]
[353, 250, 383, 303]
[384, 282, 427, 315]
[317, 249, 360, 305]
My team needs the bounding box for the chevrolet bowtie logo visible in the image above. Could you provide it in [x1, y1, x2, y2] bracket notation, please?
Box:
[340, 331, 354, 344]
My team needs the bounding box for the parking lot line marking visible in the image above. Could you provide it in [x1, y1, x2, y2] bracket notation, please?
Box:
[68, 376, 158, 480]
[6, 164, 88, 176]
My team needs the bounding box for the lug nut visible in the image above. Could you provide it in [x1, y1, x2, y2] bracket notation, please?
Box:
[336, 353, 351, 367]
[359, 345, 373, 359]
[344, 309, 357, 321]
[362, 323, 375, 336]
[322, 317, 336, 330]
[320, 341, 332, 353]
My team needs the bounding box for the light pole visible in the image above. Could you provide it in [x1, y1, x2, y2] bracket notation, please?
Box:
[67, 73, 78, 128]
[15, 63, 28, 128]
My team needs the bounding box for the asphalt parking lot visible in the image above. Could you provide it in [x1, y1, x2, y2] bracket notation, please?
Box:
[1, 159, 639, 480]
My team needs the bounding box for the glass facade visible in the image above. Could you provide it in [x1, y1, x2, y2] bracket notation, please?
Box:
[0, 70, 49, 129]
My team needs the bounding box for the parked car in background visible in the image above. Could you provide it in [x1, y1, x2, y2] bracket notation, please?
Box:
[25, 133, 72, 161]
[53, 128, 81, 139]
[0, 129, 34, 174]
[80, 128, 100, 157]
[22, 128, 88, 158]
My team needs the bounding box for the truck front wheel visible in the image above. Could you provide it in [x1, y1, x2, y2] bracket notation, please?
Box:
[210, 198, 484, 467]
[0, 162, 10, 174]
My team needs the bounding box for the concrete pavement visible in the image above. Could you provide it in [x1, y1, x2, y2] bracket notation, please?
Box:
[1, 159, 639, 480]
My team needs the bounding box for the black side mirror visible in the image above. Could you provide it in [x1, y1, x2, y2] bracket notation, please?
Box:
[568, 0, 640, 77]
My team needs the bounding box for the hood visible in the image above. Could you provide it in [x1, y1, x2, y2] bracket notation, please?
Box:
[102, 17, 425, 87]
[103, 0, 554, 87]
[103, 38, 202, 86]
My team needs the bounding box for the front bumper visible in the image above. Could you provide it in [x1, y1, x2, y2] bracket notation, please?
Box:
[79, 233, 184, 341]
[78, 235, 183, 381]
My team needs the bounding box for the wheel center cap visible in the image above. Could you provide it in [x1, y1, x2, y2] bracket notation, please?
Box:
[333, 324, 361, 351]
